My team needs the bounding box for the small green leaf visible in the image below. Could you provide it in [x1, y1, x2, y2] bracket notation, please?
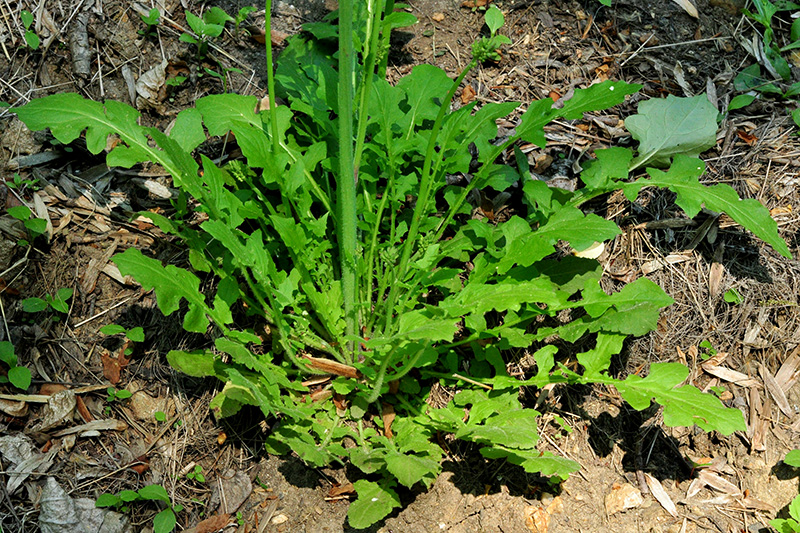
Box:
[21, 297, 48, 313]
[785, 449, 800, 467]
[348, 480, 401, 529]
[118, 490, 140, 502]
[723, 288, 742, 304]
[152, 508, 177, 533]
[95, 493, 121, 508]
[25, 30, 40, 50]
[126, 327, 145, 342]
[115, 389, 132, 400]
[20, 10, 34, 29]
[100, 324, 126, 336]
[728, 94, 756, 111]
[484, 5, 504, 35]
[8, 366, 31, 390]
[626, 94, 718, 169]
[0, 342, 16, 366]
[154, 411, 166, 422]
[8, 205, 31, 221]
[137, 484, 171, 504]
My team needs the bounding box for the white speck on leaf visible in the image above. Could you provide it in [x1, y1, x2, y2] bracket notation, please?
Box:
[609, 86, 615, 91]
[371, 497, 379, 502]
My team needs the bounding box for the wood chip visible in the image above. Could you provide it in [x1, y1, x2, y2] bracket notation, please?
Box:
[51, 419, 128, 436]
[644, 473, 678, 517]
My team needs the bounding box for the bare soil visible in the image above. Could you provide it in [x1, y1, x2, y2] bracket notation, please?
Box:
[2, 0, 800, 532]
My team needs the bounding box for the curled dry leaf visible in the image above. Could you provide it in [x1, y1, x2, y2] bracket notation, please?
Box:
[194, 513, 231, 533]
[524, 506, 550, 533]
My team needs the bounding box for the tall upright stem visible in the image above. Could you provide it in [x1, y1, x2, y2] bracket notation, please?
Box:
[264, 0, 280, 154]
[337, 0, 358, 359]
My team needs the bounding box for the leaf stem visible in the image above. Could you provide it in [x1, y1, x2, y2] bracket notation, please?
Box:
[264, 0, 280, 155]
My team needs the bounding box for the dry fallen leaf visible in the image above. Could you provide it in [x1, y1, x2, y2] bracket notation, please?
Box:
[461, 85, 477, 104]
[672, 0, 699, 18]
[524, 505, 549, 533]
[461, 0, 489, 7]
[644, 473, 678, 517]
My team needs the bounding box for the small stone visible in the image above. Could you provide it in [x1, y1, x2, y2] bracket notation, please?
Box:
[272, 514, 288, 525]
[605, 483, 643, 515]
[432, 12, 445, 22]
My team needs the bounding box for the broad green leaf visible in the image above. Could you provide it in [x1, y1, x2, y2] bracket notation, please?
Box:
[577, 333, 625, 379]
[167, 350, 221, 377]
[515, 98, 556, 148]
[480, 447, 580, 480]
[100, 324, 126, 336]
[624, 155, 790, 257]
[626, 94, 718, 169]
[8, 366, 31, 390]
[8, 205, 31, 221]
[558, 80, 641, 120]
[348, 480, 401, 529]
[118, 490, 140, 502]
[456, 409, 540, 449]
[95, 494, 120, 508]
[170, 108, 205, 151]
[580, 147, 633, 190]
[396, 65, 454, 130]
[533, 206, 621, 260]
[442, 277, 561, 316]
[614, 362, 746, 435]
[126, 327, 145, 342]
[152, 508, 176, 533]
[21, 298, 48, 313]
[137, 484, 170, 504]
[383, 450, 440, 488]
[113, 248, 214, 333]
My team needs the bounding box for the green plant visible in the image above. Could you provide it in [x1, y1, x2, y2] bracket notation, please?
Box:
[186, 465, 205, 483]
[732, 0, 800, 126]
[154, 410, 166, 422]
[771, 450, 800, 532]
[8, 204, 47, 247]
[723, 287, 743, 304]
[100, 324, 145, 356]
[139, 8, 160, 36]
[20, 10, 39, 50]
[106, 387, 132, 403]
[234, 6, 257, 35]
[96, 484, 183, 533]
[0, 341, 32, 391]
[6, 172, 39, 192]
[20, 287, 73, 314]
[180, 7, 231, 60]
[203, 66, 243, 93]
[14, 2, 791, 527]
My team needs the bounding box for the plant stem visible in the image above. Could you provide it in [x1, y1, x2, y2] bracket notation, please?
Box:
[264, 0, 280, 154]
[337, 0, 359, 360]
[384, 60, 476, 332]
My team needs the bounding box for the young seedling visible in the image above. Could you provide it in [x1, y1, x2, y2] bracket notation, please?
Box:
[20, 287, 73, 315]
[20, 10, 39, 50]
[100, 324, 145, 357]
[185, 465, 205, 483]
[203, 66, 243, 93]
[139, 8, 160, 37]
[6, 173, 39, 192]
[106, 387, 132, 403]
[180, 7, 232, 60]
[8, 204, 47, 247]
[0, 341, 32, 391]
[233, 6, 257, 36]
[96, 484, 183, 533]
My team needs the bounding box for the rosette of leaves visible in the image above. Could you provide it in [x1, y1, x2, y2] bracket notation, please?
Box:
[15, 3, 789, 527]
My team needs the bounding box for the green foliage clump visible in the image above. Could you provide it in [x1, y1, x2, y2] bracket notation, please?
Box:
[14, 2, 789, 527]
